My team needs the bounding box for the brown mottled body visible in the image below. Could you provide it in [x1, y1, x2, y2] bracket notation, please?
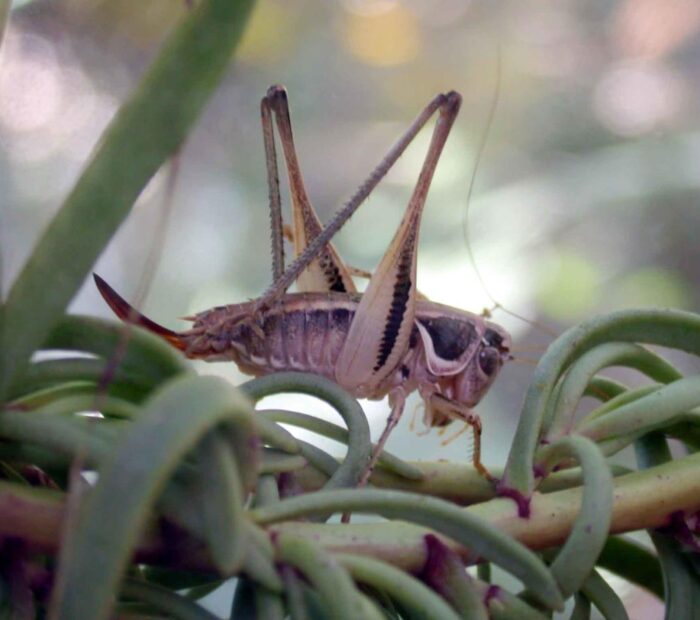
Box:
[178, 292, 509, 423]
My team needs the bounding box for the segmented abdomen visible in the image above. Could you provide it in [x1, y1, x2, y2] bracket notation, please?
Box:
[181, 296, 356, 379]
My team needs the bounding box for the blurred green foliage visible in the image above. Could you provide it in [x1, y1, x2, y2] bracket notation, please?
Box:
[1, 3, 700, 618]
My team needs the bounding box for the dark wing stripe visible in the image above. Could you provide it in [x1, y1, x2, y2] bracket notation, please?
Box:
[319, 252, 348, 292]
[373, 243, 413, 372]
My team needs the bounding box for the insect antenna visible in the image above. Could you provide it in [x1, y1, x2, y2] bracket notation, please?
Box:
[507, 355, 540, 367]
[462, 53, 559, 340]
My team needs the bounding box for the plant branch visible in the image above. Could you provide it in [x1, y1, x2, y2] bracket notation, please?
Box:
[2, 452, 699, 575]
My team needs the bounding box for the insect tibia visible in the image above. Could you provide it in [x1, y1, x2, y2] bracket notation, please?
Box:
[93, 274, 185, 351]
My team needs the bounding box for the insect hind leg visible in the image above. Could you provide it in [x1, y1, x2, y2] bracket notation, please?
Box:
[260, 88, 285, 282]
[262, 85, 356, 295]
[257, 91, 461, 307]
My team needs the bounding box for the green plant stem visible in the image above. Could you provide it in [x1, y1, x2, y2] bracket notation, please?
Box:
[43, 315, 189, 383]
[471, 581, 550, 620]
[253, 475, 280, 508]
[8, 382, 97, 409]
[260, 409, 423, 480]
[275, 534, 364, 619]
[291, 459, 628, 503]
[569, 593, 592, 620]
[50, 375, 255, 620]
[242, 373, 371, 489]
[544, 342, 681, 439]
[294, 460, 498, 504]
[580, 570, 629, 620]
[251, 489, 563, 609]
[264, 451, 700, 571]
[279, 566, 308, 620]
[421, 535, 488, 619]
[6, 358, 151, 402]
[536, 436, 613, 598]
[240, 522, 283, 592]
[259, 451, 308, 475]
[579, 384, 659, 426]
[3, 451, 698, 574]
[253, 587, 286, 620]
[578, 376, 700, 450]
[336, 553, 462, 620]
[36, 394, 139, 419]
[254, 416, 301, 455]
[635, 433, 700, 619]
[121, 578, 219, 620]
[503, 309, 700, 496]
[0, 410, 115, 466]
[584, 377, 628, 402]
[196, 430, 247, 573]
[597, 536, 664, 599]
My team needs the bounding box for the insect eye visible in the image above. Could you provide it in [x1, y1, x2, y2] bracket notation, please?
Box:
[478, 348, 500, 376]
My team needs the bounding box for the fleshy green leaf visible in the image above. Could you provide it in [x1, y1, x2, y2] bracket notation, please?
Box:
[0, 0, 255, 399]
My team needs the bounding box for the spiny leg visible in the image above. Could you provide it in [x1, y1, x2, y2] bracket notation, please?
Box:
[358, 389, 407, 487]
[429, 393, 492, 482]
[263, 85, 355, 294]
[260, 91, 285, 282]
[257, 91, 462, 308]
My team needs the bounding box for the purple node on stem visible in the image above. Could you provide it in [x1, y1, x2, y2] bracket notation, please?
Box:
[496, 484, 531, 518]
[277, 472, 303, 500]
[484, 584, 501, 605]
[532, 463, 547, 479]
[421, 533, 451, 584]
[658, 510, 700, 552]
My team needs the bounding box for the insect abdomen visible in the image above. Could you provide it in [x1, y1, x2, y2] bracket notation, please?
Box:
[185, 299, 356, 379]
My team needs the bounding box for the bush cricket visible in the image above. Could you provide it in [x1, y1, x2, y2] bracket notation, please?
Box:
[94, 86, 511, 485]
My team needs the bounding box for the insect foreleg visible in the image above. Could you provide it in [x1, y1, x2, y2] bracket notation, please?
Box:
[428, 392, 492, 481]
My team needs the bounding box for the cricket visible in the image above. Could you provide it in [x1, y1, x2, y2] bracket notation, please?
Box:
[94, 85, 512, 485]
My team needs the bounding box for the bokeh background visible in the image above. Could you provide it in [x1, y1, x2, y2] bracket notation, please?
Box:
[2, 1, 700, 617]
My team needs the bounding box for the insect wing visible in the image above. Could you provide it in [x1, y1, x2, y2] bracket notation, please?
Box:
[335, 209, 421, 390]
